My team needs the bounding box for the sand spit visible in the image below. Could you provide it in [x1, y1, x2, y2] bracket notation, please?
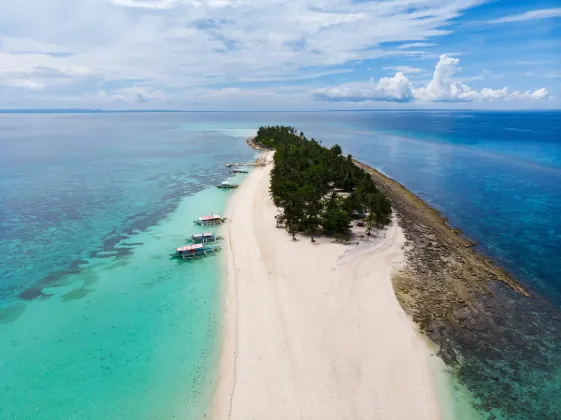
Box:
[212, 151, 442, 420]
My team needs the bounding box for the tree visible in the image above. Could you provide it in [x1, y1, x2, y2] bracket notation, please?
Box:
[299, 184, 322, 242]
[365, 212, 377, 236]
[331, 144, 342, 156]
[322, 208, 352, 235]
[255, 125, 392, 241]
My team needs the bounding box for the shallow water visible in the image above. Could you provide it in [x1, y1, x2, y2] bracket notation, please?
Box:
[0, 114, 254, 418]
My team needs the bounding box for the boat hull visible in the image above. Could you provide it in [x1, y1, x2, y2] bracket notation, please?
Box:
[171, 245, 221, 260]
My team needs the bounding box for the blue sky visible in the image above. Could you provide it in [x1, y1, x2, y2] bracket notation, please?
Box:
[0, 0, 559, 110]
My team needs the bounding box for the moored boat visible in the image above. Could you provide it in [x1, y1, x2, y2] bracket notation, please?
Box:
[190, 232, 222, 243]
[171, 244, 221, 259]
[194, 214, 227, 226]
[232, 168, 248, 174]
[217, 180, 239, 189]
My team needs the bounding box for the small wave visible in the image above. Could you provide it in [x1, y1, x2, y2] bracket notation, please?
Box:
[500, 126, 536, 133]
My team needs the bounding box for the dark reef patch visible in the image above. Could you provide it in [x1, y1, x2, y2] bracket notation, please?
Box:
[360, 161, 561, 419]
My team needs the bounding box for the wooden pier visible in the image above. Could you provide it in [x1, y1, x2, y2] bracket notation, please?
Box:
[224, 163, 264, 167]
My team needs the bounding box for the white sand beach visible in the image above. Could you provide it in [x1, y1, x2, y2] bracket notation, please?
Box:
[212, 152, 443, 420]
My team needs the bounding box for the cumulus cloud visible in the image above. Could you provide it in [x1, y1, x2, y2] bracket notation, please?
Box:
[314, 73, 414, 103]
[315, 55, 550, 103]
[415, 55, 478, 102]
[509, 88, 550, 100]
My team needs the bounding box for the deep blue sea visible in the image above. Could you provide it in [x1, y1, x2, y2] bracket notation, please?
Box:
[1, 111, 560, 419]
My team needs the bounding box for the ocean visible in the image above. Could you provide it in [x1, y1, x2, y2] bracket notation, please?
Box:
[1, 110, 560, 419]
[0, 113, 255, 418]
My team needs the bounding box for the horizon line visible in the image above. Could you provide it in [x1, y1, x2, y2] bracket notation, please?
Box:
[1, 108, 560, 114]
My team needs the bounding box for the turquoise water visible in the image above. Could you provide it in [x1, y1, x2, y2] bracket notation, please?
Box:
[2, 111, 561, 419]
[0, 114, 254, 418]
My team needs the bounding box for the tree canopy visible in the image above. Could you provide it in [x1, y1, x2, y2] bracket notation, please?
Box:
[256, 125, 392, 238]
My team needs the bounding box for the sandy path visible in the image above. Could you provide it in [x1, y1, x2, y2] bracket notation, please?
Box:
[212, 152, 442, 420]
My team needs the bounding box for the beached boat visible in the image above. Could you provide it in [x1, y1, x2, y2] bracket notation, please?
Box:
[232, 168, 248, 174]
[189, 232, 222, 243]
[194, 214, 227, 226]
[171, 244, 221, 259]
[217, 180, 239, 189]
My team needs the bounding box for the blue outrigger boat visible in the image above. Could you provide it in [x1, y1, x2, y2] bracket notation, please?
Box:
[171, 244, 221, 260]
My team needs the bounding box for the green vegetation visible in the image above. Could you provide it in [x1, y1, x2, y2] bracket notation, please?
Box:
[256, 125, 392, 239]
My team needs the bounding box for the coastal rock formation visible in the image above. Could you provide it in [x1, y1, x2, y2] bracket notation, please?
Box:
[356, 161, 561, 419]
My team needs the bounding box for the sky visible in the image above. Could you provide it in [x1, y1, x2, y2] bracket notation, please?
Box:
[0, 0, 560, 110]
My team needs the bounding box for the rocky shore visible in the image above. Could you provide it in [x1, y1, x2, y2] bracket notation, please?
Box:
[247, 137, 273, 151]
[353, 161, 529, 351]
[355, 161, 561, 419]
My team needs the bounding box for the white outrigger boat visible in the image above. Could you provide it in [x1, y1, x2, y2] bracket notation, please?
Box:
[171, 244, 221, 259]
[189, 232, 223, 244]
[194, 214, 227, 226]
[216, 180, 239, 189]
[232, 168, 248, 174]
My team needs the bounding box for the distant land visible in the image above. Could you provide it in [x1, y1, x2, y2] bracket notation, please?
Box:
[0, 109, 186, 114]
[0, 109, 559, 114]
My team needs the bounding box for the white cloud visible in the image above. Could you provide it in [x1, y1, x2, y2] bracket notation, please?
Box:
[0, 0, 556, 109]
[314, 73, 414, 103]
[384, 66, 423, 74]
[3, 79, 44, 90]
[487, 8, 561, 24]
[415, 55, 478, 101]
[396, 42, 436, 49]
[479, 87, 509, 101]
[314, 55, 550, 103]
[0, 0, 488, 104]
[107, 0, 178, 9]
[509, 88, 550, 100]
[110, 86, 167, 102]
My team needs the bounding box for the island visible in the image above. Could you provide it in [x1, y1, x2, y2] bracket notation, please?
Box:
[211, 125, 529, 420]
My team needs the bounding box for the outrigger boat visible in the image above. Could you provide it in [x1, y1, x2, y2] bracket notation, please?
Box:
[232, 168, 248, 174]
[189, 232, 222, 243]
[172, 244, 221, 259]
[194, 214, 227, 226]
[217, 180, 238, 189]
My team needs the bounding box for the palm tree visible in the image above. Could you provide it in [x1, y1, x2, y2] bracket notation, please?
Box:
[365, 212, 377, 236]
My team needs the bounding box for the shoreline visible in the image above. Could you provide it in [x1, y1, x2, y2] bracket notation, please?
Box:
[212, 149, 444, 419]
[352, 159, 528, 298]
[244, 137, 531, 361]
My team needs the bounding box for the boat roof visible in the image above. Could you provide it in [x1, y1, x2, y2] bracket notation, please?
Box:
[192, 232, 215, 237]
[199, 214, 221, 221]
[176, 244, 204, 252]
[221, 181, 230, 185]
